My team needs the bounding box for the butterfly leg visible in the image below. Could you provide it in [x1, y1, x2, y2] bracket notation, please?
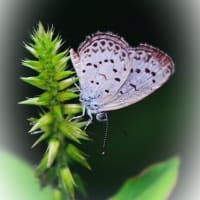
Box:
[70, 105, 92, 129]
[73, 82, 81, 92]
[83, 110, 93, 130]
[70, 104, 86, 121]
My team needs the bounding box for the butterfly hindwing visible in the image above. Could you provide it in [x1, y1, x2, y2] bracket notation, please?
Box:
[98, 44, 174, 111]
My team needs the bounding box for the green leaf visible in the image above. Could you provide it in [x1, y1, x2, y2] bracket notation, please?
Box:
[0, 151, 53, 200]
[109, 157, 180, 200]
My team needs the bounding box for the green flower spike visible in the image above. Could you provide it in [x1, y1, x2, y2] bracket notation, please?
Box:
[20, 22, 91, 200]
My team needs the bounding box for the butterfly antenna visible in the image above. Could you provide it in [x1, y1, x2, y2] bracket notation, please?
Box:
[102, 113, 109, 155]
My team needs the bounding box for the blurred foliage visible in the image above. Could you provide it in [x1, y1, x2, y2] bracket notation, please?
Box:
[109, 157, 180, 200]
[0, 151, 53, 200]
[0, 152, 179, 200]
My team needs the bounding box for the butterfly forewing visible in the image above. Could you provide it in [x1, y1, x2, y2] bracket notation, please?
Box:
[98, 44, 174, 111]
[70, 32, 131, 105]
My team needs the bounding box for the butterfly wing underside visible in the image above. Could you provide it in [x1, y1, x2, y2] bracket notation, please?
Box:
[70, 32, 132, 104]
[98, 44, 174, 112]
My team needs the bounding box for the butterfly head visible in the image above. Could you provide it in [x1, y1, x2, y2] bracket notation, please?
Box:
[80, 93, 100, 113]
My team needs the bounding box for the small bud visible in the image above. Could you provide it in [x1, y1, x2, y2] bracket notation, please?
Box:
[60, 167, 75, 199]
[59, 121, 89, 143]
[53, 37, 62, 53]
[36, 153, 48, 173]
[57, 92, 79, 102]
[73, 174, 88, 198]
[47, 138, 60, 168]
[21, 76, 46, 89]
[22, 60, 42, 72]
[37, 22, 45, 36]
[55, 56, 70, 71]
[52, 105, 63, 121]
[76, 121, 90, 128]
[32, 131, 51, 148]
[39, 92, 53, 103]
[54, 71, 75, 80]
[63, 104, 82, 115]
[58, 77, 78, 90]
[67, 144, 91, 170]
[24, 44, 38, 57]
[58, 121, 80, 143]
[29, 113, 53, 133]
[18, 97, 48, 106]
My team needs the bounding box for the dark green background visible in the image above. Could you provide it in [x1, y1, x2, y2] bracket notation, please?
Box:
[4, 0, 193, 199]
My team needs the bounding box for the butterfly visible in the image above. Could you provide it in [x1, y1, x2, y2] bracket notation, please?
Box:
[70, 32, 174, 124]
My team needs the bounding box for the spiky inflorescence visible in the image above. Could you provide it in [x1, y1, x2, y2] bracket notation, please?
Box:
[20, 22, 91, 200]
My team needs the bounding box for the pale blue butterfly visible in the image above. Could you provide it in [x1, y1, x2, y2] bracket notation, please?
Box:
[70, 32, 174, 125]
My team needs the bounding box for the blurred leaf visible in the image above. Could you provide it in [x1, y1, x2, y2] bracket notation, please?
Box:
[109, 157, 180, 200]
[0, 151, 53, 200]
[53, 189, 63, 200]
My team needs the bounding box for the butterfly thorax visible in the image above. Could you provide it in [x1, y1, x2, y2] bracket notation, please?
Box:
[80, 93, 101, 114]
[80, 93, 108, 122]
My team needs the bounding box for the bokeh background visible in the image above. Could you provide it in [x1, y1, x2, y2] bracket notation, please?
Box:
[0, 0, 200, 199]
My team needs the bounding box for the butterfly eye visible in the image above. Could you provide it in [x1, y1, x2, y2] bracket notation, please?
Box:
[96, 112, 108, 121]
